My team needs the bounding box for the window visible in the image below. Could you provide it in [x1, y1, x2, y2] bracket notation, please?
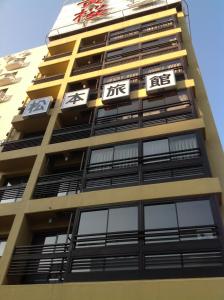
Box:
[97, 102, 139, 121]
[143, 133, 198, 163]
[89, 142, 138, 171]
[177, 200, 214, 227]
[0, 240, 6, 256]
[77, 206, 138, 248]
[144, 200, 216, 242]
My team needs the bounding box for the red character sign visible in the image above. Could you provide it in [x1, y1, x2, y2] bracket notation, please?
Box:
[74, 0, 107, 24]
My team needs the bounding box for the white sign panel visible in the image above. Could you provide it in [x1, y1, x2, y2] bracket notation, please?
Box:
[49, 0, 181, 38]
[146, 70, 176, 93]
[22, 97, 52, 118]
[102, 79, 130, 103]
[61, 89, 90, 110]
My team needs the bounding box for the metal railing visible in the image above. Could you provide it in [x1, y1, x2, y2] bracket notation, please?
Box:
[72, 37, 181, 76]
[33, 74, 64, 85]
[51, 124, 91, 144]
[44, 51, 72, 61]
[108, 17, 176, 44]
[32, 147, 207, 199]
[0, 183, 26, 204]
[33, 171, 83, 199]
[94, 99, 194, 135]
[1, 135, 43, 152]
[8, 225, 224, 283]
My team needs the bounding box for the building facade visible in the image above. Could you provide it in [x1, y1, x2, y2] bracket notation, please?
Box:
[0, 46, 47, 141]
[0, 0, 224, 299]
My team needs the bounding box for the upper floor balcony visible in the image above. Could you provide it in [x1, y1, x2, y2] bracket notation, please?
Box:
[8, 196, 224, 284]
[1, 133, 43, 152]
[72, 34, 182, 76]
[78, 16, 177, 53]
[0, 176, 28, 204]
[33, 132, 210, 199]
[50, 87, 195, 145]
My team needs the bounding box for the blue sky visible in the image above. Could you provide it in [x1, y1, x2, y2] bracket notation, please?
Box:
[0, 0, 223, 148]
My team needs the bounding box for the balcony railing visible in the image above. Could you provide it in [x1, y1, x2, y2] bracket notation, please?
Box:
[33, 171, 83, 199]
[104, 37, 180, 69]
[1, 135, 43, 152]
[85, 148, 207, 190]
[108, 17, 177, 45]
[8, 243, 70, 283]
[0, 183, 26, 204]
[72, 36, 181, 76]
[94, 99, 194, 136]
[44, 51, 72, 61]
[51, 124, 91, 144]
[32, 148, 208, 199]
[72, 62, 102, 76]
[79, 40, 107, 53]
[8, 225, 224, 284]
[77, 17, 177, 53]
[33, 74, 64, 85]
[100, 59, 186, 92]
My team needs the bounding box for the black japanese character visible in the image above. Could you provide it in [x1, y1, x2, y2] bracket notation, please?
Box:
[150, 74, 171, 88]
[27, 100, 47, 113]
[66, 93, 85, 104]
[106, 84, 127, 98]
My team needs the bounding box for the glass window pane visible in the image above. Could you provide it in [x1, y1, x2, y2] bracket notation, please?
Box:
[143, 139, 169, 156]
[144, 204, 178, 229]
[97, 107, 117, 118]
[114, 143, 138, 168]
[44, 236, 57, 245]
[57, 234, 67, 244]
[108, 206, 138, 232]
[78, 210, 108, 235]
[177, 200, 214, 227]
[169, 134, 198, 152]
[117, 101, 139, 114]
[90, 148, 113, 171]
[0, 241, 6, 256]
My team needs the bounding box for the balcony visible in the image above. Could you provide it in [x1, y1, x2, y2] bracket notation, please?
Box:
[52, 106, 94, 144]
[1, 135, 43, 152]
[104, 35, 181, 68]
[79, 33, 107, 53]
[72, 35, 181, 76]
[85, 148, 207, 190]
[43, 51, 72, 62]
[51, 125, 91, 144]
[0, 183, 26, 204]
[33, 74, 64, 85]
[100, 58, 187, 92]
[0, 73, 18, 87]
[6, 58, 28, 71]
[33, 170, 83, 199]
[108, 16, 177, 44]
[8, 197, 224, 284]
[72, 54, 103, 76]
[77, 16, 177, 53]
[33, 133, 210, 199]
[94, 91, 195, 135]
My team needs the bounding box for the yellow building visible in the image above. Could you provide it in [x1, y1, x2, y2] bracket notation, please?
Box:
[0, 46, 47, 140]
[0, 0, 224, 299]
